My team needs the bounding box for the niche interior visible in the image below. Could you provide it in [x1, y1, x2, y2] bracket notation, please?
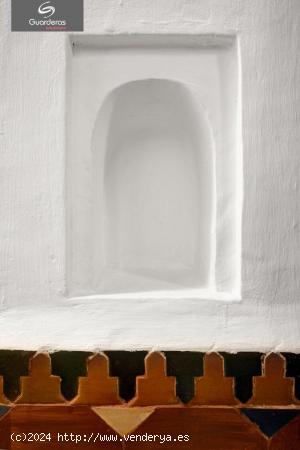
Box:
[67, 34, 241, 301]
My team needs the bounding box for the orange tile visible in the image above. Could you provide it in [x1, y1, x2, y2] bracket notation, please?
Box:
[190, 353, 238, 406]
[248, 354, 297, 406]
[72, 353, 123, 405]
[15, 353, 65, 404]
[0, 376, 10, 405]
[130, 353, 179, 406]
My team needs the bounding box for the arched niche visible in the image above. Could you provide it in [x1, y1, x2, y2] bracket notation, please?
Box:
[91, 79, 215, 295]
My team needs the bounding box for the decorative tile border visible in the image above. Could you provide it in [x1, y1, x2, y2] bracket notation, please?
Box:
[0, 352, 299, 448]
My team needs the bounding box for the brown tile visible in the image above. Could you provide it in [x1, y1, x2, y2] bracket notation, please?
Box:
[0, 376, 10, 405]
[10, 406, 122, 449]
[71, 353, 123, 405]
[124, 407, 268, 449]
[130, 353, 179, 406]
[189, 353, 238, 406]
[249, 353, 297, 406]
[0, 408, 11, 450]
[15, 353, 65, 404]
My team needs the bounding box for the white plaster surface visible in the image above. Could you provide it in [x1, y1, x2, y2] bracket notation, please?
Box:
[0, 0, 299, 351]
[67, 35, 240, 299]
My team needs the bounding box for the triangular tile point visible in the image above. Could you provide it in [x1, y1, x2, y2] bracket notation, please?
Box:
[92, 406, 155, 436]
[241, 408, 300, 438]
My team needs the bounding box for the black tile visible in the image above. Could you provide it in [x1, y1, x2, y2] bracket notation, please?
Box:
[105, 351, 147, 401]
[283, 353, 300, 400]
[241, 408, 300, 437]
[221, 352, 262, 402]
[0, 350, 34, 400]
[165, 352, 204, 403]
[51, 351, 91, 400]
[0, 406, 10, 419]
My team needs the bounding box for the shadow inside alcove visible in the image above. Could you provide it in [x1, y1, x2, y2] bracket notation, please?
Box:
[89, 79, 215, 296]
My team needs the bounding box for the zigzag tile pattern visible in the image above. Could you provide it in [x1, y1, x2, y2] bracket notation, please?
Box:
[0, 352, 299, 449]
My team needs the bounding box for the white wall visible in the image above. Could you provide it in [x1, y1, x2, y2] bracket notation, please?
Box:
[0, 0, 299, 351]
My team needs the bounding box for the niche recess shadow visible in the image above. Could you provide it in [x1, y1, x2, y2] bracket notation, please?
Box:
[96, 79, 213, 294]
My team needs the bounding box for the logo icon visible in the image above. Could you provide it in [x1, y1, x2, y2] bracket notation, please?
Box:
[11, 0, 83, 32]
[38, 1, 55, 18]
